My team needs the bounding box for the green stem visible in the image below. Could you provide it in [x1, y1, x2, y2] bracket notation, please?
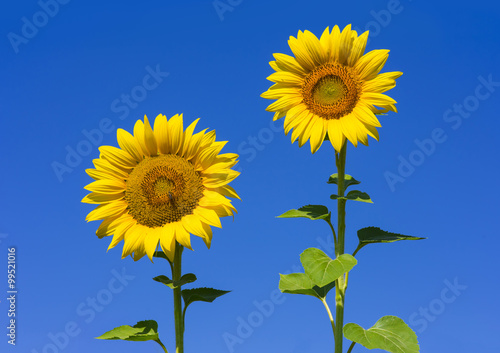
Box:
[346, 341, 356, 353]
[321, 298, 336, 340]
[173, 242, 184, 353]
[155, 338, 169, 353]
[334, 143, 347, 353]
[327, 219, 337, 245]
[351, 244, 364, 258]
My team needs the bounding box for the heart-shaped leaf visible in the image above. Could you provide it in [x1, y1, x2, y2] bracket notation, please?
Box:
[327, 174, 361, 192]
[96, 320, 159, 342]
[279, 272, 335, 299]
[277, 205, 330, 222]
[300, 248, 357, 287]
[344, 316, 419, 353]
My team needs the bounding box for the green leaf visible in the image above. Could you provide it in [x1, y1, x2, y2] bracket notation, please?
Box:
[152, 275, 174, 288]
[279, 273, 335, 299]
[344, 316, 419, 353]
[96, 320, 159, 342]
[300, 248, 357, 287]
[177, 273, 197, 286]
[277, 205, 330, 222]
[153, 251, 172, 263]
[153, 273, 197, 289]
[181, 287, 230, 309]
[327, 174, 361, 192]
[357, 227, 425, 245]
[331, 190, 373, 203]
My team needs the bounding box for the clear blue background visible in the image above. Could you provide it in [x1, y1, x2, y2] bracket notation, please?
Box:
[1, 0, 499, 352]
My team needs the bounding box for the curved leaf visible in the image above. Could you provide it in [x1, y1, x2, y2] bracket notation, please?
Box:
[358, 227, 425, 245]
[344, 316, 419, 353]
[327, 174, 361, 192]
[277, 205, 330, 222]
[279, 272, 335, 299]
[181, 287, 230, 309]
[331, 190, 372, 203]
[153, 273, 197, 289]
[300, 248, 357, 287]
[96, 320, 159, 342]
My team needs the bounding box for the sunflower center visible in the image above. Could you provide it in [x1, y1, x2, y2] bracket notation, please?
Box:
[125, 154, 204, 227]
[302, 63, 360, 120]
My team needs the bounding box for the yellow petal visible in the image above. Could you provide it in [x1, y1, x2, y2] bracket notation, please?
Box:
[327, 120, 345, 152]
[266, 95, 302, 112]
[288, 33, 315, 72]
[174, 222, 192, 250]
[159, 224, 176, 261]
[86, 200, 128, 222]
[143, 115, 158, 155]
[266, 71, 304, 86]
[184, 129, 207, 161]
[302, 30, 328, 66]
[82, 192, 123, 204]
[355, 49, 390, 81]
[217, 185, 241, 200]
[261, 87, 302, 100]
[298, 116, 317, 147]
[84, 179, 126, 194]
[347, 31, 369, 67]
[338, 24, 354, 65]
[339, 115, 359, 147]
[291, 111, 312, 143]
[167, 114, 184, 154]
[181, 118, 200, 157]
[86, 167, 125, 181]
[361, 92, 397, 107]
[309, 118, 326, 154]
[117, 128, 143, 162]
[193, 207, 222, 228]
[95, 214, 125, 239]
[362, 71, 402, 93]
[133, 120, 150, 156]
[144, 228, 161, 261]
[153, 114, 169, 154]
[203, 169, 240, 188]
[353, 103, 382, 127]
[200, 222, 213, 249]
[329, 25, 341, 61]
[319, 27, 332, 60]
[99, 146, 136, 169]
[273, 53, 307, 76]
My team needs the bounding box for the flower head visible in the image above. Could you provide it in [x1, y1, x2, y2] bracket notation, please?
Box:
[261, 25, 402, 153]
[82, 114, 240, 261]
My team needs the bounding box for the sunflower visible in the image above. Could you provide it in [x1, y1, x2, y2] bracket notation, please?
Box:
[82, 114, 240, 261]
[261, 24, 402, 153]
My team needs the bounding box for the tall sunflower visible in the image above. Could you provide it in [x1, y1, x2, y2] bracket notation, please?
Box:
[82, 114, 240, 261]
[261, 24, 402, 153]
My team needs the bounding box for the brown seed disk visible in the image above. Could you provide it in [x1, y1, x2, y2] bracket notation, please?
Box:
[301, 62, 361, 120]
[125, 154, 204, 227]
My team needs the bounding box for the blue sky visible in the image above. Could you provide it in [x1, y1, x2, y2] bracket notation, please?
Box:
[1, 0, 499, 352]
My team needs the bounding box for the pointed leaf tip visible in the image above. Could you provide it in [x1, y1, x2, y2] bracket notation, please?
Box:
[277, 205, 331, 222]
[181, 287, 230, 312]
[96, 320, 159, 342]
[357, 227, 425, 246]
